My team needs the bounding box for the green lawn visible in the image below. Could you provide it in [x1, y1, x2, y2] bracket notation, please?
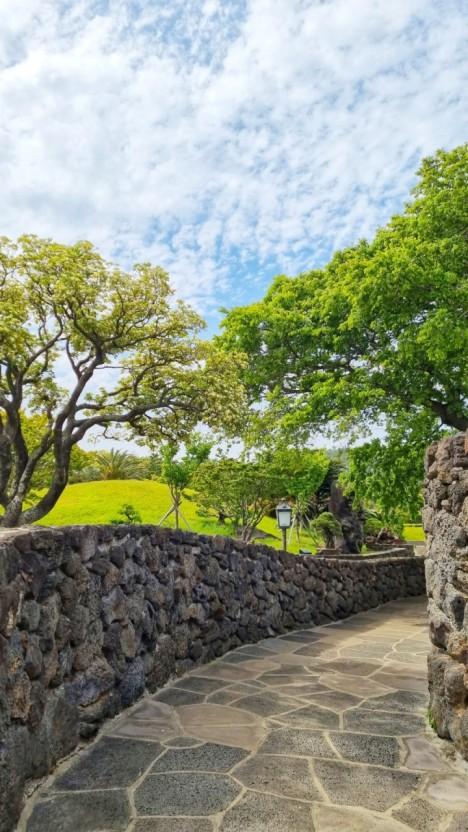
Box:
[31, 478, 424, 551]
[37, 479, 319, 555]
[403, 524, 425, 542]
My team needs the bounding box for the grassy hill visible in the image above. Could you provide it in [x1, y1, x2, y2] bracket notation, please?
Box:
[34, 479, 423, 553]
[36, 479, 319, 554]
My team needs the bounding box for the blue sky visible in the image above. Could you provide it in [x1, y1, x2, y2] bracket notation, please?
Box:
[0, 0, 467, 334]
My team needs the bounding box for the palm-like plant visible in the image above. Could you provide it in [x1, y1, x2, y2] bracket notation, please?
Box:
[95, 449, 147, 480]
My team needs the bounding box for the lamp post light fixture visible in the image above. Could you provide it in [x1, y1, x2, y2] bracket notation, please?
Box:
[276, 501, 293, 552]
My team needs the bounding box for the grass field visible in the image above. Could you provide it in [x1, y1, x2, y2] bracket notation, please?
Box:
[34, 479, 424, 552]
[37, 479, 319, 555]
[402, 524, 425, 542]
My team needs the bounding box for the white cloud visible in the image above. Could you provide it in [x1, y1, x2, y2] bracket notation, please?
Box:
[0, 0, 466, 316]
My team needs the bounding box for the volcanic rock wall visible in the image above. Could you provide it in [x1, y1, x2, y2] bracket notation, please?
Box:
[0, 524, 425, 831]
[424, 433, 468, 760]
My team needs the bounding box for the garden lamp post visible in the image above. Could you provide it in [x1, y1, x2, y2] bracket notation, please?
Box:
[276, 501, 293, 552]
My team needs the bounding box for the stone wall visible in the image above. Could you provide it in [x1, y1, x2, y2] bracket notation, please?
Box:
[0, 525, 425, 832]
[424, 432, 468, 760]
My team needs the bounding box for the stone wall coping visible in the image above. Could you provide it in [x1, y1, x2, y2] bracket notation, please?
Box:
[0, 523, 422, 563]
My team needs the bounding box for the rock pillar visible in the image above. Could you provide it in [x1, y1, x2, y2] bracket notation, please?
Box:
[424, 433, 468, 760]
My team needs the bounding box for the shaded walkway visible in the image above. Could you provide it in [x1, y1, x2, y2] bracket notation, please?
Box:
[20, 598, 468, 831]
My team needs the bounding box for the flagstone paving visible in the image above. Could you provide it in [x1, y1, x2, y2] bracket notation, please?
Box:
[19, 597, 468, 832]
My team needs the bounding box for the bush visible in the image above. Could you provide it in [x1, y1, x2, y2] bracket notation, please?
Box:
[110, 503, 142, 524]
[310, 512, 341, 548]
[364, 516, 385, 537]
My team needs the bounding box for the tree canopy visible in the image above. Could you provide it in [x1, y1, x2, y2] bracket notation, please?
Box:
[264, 446, 330, 505]
[192, 447, 329, 542]
[219, 145, 468, 520]
[0, 235, 245, 526]
[192, 457, 283, 542]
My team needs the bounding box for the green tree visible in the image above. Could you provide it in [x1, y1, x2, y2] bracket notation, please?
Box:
[0, 235, 246, 527]
[146, 453, 163, 479]
[68, 446, 100, 483]
[341, 412, 442, 530]
[158, 434, 212, 529]
[264, 446, 330, 539]
[267, 447, 329, 502]
[192, 457, 284, 542]
[220, 145, 468, 518]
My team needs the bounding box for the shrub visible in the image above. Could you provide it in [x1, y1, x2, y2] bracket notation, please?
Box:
[110, 503, 142, 524]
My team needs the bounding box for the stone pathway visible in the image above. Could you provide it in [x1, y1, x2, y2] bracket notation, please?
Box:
[19, 597, 468, 832]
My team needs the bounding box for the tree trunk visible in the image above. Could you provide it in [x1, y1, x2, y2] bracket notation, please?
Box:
[0, 435, 13, 503]
[323, 529, 335, 548]
[19, 479, 67, 525]
[9, 461, 69, 527]
[430, 402, 468, 431]
[240, 525, 255, 543]
[0, 496, 23, 528]
[328, 483, 364, 554]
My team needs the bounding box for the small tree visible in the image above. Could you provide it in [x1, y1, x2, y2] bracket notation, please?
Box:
[310, 512, 342, 549]
[0, 235, 246, 526]
[192, 457, 283, 542]
[158, 434, 212, 530]
[110, 503, 142, 525]
[146, 453, 163, 479]
[266, 447, 330, 540]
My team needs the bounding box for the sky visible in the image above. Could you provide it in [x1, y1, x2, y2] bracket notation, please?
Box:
[1, 0, 467, 332]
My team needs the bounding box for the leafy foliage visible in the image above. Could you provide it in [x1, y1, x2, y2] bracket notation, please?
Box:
[94, 449, 147, 481]
[341, 412, 442, 527]
[159, 434, 213, 529]
[193, 447, 330, 542]
[310, 512, 342, 548]
[363, 516, 386, 537]
[263, 446, 330, 539]
[266, 447, 330, 504]
[192, 457, 284, 542]
[110, 503, 142, 524]
[220, 145, 468, 516]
